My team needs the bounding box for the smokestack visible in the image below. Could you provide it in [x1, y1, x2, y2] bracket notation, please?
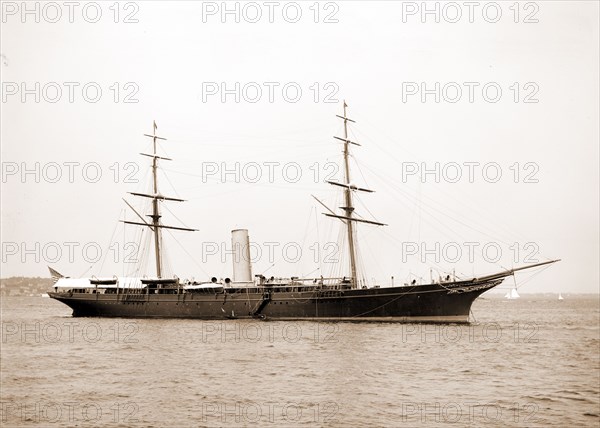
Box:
[231, 229, 252, 283]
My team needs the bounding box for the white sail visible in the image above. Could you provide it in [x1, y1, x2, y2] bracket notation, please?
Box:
[558, 292, 564, 300]
[506, 288, 520, 299]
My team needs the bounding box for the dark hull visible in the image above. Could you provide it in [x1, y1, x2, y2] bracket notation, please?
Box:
[48, 279, 503, 323]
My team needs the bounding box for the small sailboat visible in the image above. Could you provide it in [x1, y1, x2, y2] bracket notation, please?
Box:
[558, 292, 564, 301]
[505, 288, 520, 300]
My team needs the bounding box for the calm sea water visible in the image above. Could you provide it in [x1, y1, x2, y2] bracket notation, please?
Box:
[1, 295, 598, 427]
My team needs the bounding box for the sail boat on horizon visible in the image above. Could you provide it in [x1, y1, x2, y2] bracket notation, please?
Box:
[504, 287, 521, 300]
[48, 103, 559, 322]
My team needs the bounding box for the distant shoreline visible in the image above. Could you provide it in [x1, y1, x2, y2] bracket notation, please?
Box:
[0, 277, 53, 297]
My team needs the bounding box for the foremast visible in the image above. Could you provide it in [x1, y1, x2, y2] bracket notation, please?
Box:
[324, 102, 386, 288]
[121, 121, 197, 278]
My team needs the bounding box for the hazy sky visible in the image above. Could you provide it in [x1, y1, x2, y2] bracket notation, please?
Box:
[1, 1, 598, 293]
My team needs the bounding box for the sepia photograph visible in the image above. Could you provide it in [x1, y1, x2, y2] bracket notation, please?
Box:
[1, 1, 599, 426]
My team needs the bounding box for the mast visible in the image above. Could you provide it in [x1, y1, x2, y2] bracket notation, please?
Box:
[341, 102, 358, 287]
[121, 121, 197, 278]
[149, 121, 163, 277]
[323, 102, 386, 288]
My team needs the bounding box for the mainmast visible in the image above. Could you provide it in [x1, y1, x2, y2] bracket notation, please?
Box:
[323, 102, 386, 288]
[148, 121, 164, 277]
[341, 102, 358, 286]
[121, 121, 197, 278]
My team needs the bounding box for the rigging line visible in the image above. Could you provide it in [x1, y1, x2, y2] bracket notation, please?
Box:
[355, 237, 366, 287]
[162, 203, 194, 231]
[370, 208, 452, 267]
[127, 226, 138, 277]
[362, 161, 518, 246]
[338, 225, 349, 280]
[353, 194, 380, 223]
[417, 181, 422, 243]
[132, 166, 152, 194]
[314, 204, 324, 275]
[186, 184, 262, 199]
[161, 168, 220, 181]
[130, 226, 148, 277]
[163, 164, 325, 184]
[512, 264, 553, 289]
[347, 129, 373, 191]
[357, 146, 532, 245]
[78, 265, 94, 278]
[98, 208, 123, 276]
[359, 227, 385, 284]
[350, 117, 425, 171]
[171, 131, 327, 142]
[372, 227, 456, 275]
[249, 182, 325, 193]
[328, 226, 341, 281]
[405, 271, 425, 284]
[158, 166, 181, 199]
[164, 228, 210, 277]
[123, 208, 126, 277]
[405, 179, 423, 244]
[193, 179, 333, 195]
[156, 140, 170, 160]
[140, 228, 151, 276]
[348, 124, 489, 227]
[296, 205, 315, 277]
[170, 122, 331, 139]
[161, 233, 171, 278]
[131, 226, 142, 276]
[143, 137, 167, 177]
[176, 128, 333, 145]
